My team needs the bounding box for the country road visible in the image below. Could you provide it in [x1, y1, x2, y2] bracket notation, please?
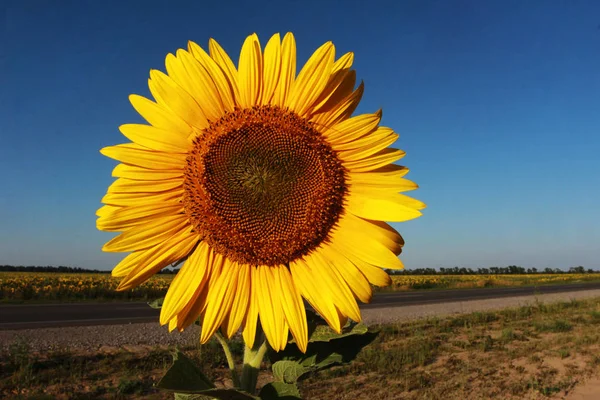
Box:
[2, 282, 600, 330]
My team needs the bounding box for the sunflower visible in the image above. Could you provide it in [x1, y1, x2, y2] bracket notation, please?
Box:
[97, 32, 425, 353]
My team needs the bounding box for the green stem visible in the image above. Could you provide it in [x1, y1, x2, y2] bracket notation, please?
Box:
[240, 329, 268, 395]
[214, 331, 241, 389]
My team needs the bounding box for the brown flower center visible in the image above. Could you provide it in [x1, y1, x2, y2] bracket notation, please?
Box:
[183, 106, 346, 266]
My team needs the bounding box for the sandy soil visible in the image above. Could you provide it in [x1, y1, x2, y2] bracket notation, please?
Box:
[565, 377, 600, 400]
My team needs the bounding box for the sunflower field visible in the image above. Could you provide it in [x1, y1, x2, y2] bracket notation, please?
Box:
[387, 273, 600, 291]
[1, 272, 599, 303]
[0, 272, 173, 302]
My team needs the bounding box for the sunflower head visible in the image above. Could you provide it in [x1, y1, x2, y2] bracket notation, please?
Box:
[97, 32, 425, 353]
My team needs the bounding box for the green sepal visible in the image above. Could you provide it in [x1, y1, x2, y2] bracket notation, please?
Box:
[259, 382, 301, 399]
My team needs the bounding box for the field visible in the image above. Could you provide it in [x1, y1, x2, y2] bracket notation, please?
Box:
[388, 273, 600, 290]
[2, 272, 600, 303]
[0, 272, 172, 303]
[3, 297, 600, 399]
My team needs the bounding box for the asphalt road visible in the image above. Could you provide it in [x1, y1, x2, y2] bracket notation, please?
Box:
[2, 282, 600, 330]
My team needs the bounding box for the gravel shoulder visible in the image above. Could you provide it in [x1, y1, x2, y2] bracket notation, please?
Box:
[3, 289, 600, 353]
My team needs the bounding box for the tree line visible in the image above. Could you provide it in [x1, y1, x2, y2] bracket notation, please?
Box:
[389, 265, 596, 275]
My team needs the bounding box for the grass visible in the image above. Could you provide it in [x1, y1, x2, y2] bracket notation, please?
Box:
[3, 298, 600, 399]
[301, 297, 600, 399]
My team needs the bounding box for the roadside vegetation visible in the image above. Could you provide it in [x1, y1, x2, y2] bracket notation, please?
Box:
[2, 271, 600, 303]
[2, 297, 600, 399]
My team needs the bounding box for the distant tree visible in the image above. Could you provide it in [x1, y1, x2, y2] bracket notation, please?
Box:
[569, 266, 586, 274]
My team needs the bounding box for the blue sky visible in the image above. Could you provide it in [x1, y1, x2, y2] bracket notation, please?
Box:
[1, 0, 599, 270]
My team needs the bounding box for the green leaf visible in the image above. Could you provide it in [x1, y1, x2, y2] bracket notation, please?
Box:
[288, 310, 368, 343]
[271, 323, 379, 374]
[148, 297, 165, 309]
[298, 352, 343, 371]
[158, 351, 215, 393]
[309, 323, 369, 342]
[259, 382, 301, 399]
[271, 361, 308, 384]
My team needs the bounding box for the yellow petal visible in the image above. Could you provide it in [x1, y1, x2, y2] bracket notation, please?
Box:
[112, 164, 182, 181]
[106, 177, 182, 194]
[101, 189, 183, 207]
[311, 52, 354, 111]
[222, 263, 251, 338]
[331, 215, 406, 270]
[337, 213, 404, 255]
[167, 50, 225, 123]
[310, 71, 356, 128]
[273, 32, 296, 107]
[242, 269, 259, 348]
[260, 33, 281, 105]
[319, 244, 372, 303]
[348, 168, 412, 187]
[100, 144, 186, 170]
[168, 317, 178, 332]
[349, 176, 418, 194]
[208, 38, 241, 103]
[307, 251, 361, 322]
[200, 259, 239, 344]
[290, 259, 341, 333]
[112, 251, 145, 278]
[97, 202, 183, 231]
[148, 70, 209, 130]
[336, 129, 399, 160]
[176, 248, 223, 330]
[256, 266, 284, 351]
[346, 191, 422, 222]
[188, 41, 236, 112]
[312, 80, 363, 129]
[116, 228, 198, 290]
[129, 94, 191, 136]
[344, 148, 406, 172]
[160, 242, 211, 325]
[286, 41, 335, 117]
[237, 33, 263, 108]
[280, 319, 290, 353]
[277, 266, 308, 353]
[346, 189, 424, 223]
[338, 249, 392, 287]
[332, 52, 354, 73]
[102, 215, 189, 253]
[366, 164, 410, 176]
[332, 125, 394, 151]
[96, 205, 117, 217]
[324, 111, 380, 143]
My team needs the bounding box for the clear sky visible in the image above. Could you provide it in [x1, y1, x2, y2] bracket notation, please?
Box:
[1, 0, 599, 271]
